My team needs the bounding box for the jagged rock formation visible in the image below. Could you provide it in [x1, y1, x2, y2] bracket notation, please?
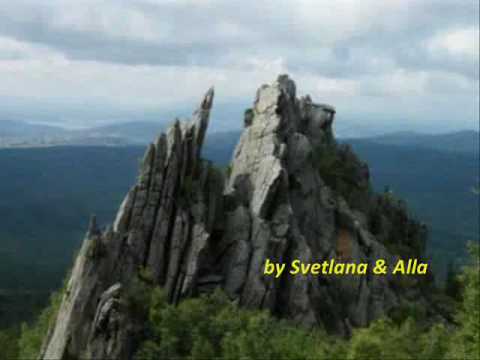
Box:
[40, 76, 430, 360]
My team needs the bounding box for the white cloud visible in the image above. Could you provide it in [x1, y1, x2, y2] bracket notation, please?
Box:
[428, 27, 479, 59]
[0, 36, 59, 60]
[0, 55, 291, 108]
[48, 1, 173, 43]
[0, 0, 477, 132]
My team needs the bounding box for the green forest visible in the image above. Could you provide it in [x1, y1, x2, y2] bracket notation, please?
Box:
[0, 139, 478, 358]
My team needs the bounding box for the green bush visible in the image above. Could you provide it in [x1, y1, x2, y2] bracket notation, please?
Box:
[446, 242, 480, 359]
[312, 144, 371, 213]
[134, 288, 347, 360]
[0, 328, 19, 360]
[348, 318, 420, 360]
[18, 289, 63, 359]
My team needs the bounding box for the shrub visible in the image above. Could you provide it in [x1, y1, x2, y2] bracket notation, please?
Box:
[18, 289, 64, 359]
[0, 328, 19, 360]
[446, 243, 480, 359]
[134, 288, 346, 360]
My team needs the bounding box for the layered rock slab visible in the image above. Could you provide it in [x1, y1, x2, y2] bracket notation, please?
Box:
[41, 89, 223, 360]
[216, 75, 414, 333]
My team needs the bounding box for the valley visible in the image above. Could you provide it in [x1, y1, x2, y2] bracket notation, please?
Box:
[0, 129, 478, 328]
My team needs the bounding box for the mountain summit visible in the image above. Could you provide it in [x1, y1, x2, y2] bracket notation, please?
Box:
[41, 75, 432, 359]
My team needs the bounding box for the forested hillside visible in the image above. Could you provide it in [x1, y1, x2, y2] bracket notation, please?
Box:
[0, 136, 478, 328]
[0, 146, 144, 327]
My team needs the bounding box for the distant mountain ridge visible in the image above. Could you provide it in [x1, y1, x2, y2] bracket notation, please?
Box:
[1, 119, 478, 155]
[0, 120, 167, 147]
[360, 130, 479, 154]
[75, 121, 168, 144]
[0, 120, 67, 138]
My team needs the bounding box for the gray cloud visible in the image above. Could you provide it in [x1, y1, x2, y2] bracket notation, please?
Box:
[0, 0, 478, 132]
[1, 1, 477, 74]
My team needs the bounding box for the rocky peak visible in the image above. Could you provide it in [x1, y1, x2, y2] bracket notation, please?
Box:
[40, 75, 430, 360]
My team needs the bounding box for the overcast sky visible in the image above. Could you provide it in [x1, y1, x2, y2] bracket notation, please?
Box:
[0, 0, 478, 134]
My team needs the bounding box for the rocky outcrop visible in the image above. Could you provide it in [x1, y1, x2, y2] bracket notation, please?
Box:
[213, 75, 428, 332]
[40, 88, 223, 360]
[40, 76, 430, 359]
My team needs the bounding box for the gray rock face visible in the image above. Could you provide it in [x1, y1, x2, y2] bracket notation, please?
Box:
[216, 75, 417, 333]
[40, 88, 222, 360]
[40, 76, 429, 359]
